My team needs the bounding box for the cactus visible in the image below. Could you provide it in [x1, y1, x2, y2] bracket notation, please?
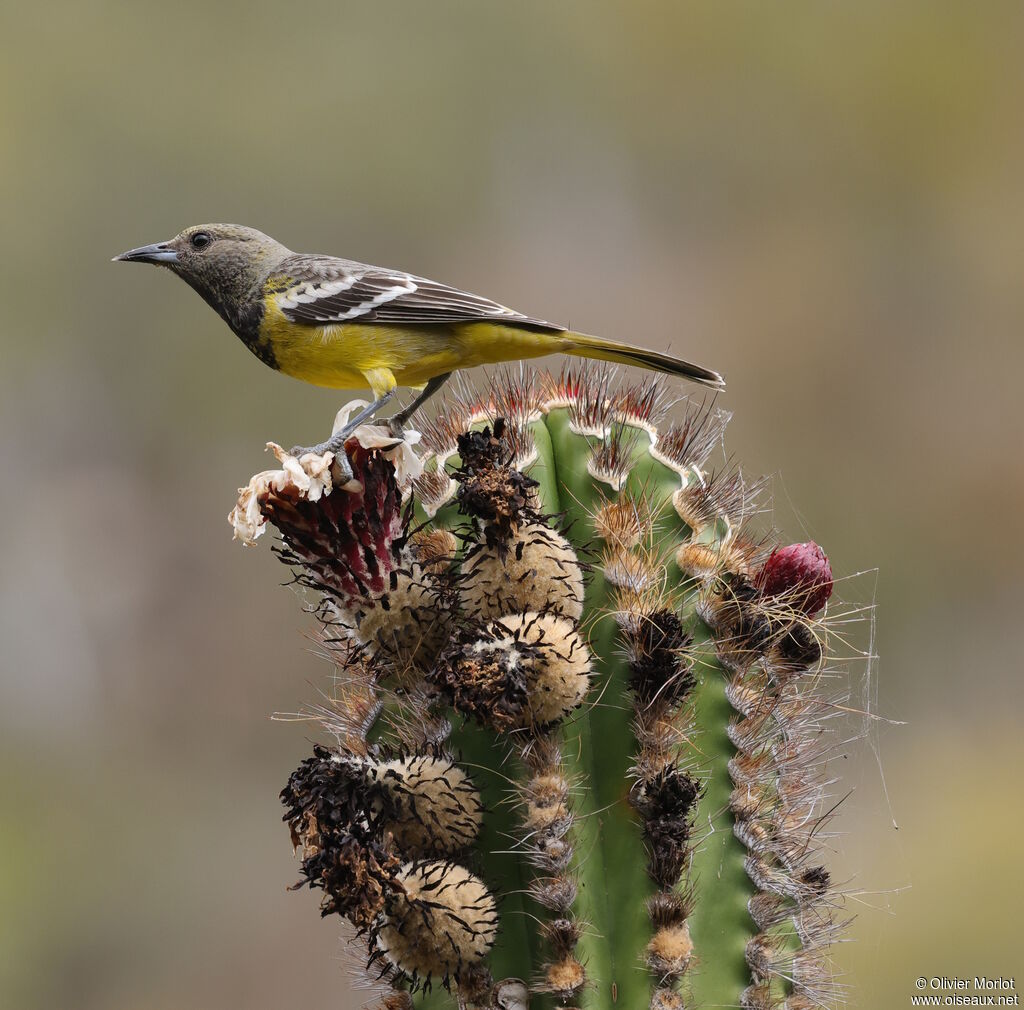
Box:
[230, 366, 855, 1010]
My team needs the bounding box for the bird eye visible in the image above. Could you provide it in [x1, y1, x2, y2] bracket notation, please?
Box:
[190, 231, 212, 250]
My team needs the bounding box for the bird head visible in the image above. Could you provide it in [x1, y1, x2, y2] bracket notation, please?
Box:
[114, 224, 291, 331]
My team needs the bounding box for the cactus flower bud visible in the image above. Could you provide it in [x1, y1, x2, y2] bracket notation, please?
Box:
[756, 541, 833, 617]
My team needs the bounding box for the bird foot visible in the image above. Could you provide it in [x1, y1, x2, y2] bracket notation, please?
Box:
[289, 417, 410, 490]
[288, 430, 355, 487]
[288, 429, 348, 460]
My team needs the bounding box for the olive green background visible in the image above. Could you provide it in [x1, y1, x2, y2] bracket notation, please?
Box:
[1, 3, 1021, 1007]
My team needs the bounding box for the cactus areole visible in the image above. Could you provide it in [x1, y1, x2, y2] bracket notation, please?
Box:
[230, 367, 850, 1010]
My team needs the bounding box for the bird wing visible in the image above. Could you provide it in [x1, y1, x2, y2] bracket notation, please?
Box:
[271, 255, 561, 329]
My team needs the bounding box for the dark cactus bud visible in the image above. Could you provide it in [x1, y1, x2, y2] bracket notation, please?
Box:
[454, 421, 539, 552]
[280, 747, 401, 929]
[628, 610, 695, 706]
[756, 542, 833, 617]
[634, 767, 704, 887]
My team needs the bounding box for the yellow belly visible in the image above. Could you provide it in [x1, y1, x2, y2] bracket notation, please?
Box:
[258, 304, 568, 397]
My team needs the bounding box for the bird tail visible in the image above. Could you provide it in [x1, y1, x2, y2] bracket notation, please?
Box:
[563, 331, 725, 390]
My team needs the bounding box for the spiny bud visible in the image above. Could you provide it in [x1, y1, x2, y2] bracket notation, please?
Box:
[544, 954, 586, 999]
[367, 753, 483, 856]
[756, 541, 833, 617]
[647, 921, 694, 975]
[627, 610, 695, 707]
[675, 541, 722, 580]
[541, 916, 585, 957]
[700, 576, 775, 666]
[375, 861, 498, 987]
[529, 875, 578, 912]
[769, 618, 824, 677]
[647, 890, 691, 929]
[433, 613, 592, 732]
[344, 562, 451, 671]
[594, 495, 651, 551]
[460, 520, 584, 621]
[634, 767, 703, 887]
[747, 892, 790, 931]
[603, 545, 658, 591]
[455, 421, 539, 551]
[410, 527, 458, 575]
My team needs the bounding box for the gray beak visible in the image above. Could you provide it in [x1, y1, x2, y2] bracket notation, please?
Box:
[112, 241, 179, 264]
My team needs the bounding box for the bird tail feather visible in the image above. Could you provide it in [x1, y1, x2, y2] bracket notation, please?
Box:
[563, 332, 725, 390]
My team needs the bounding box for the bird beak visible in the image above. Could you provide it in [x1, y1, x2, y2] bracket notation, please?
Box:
[112, 241, 179, 265]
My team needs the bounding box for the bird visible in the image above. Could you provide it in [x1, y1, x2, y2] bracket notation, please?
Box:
[115, 224, 724, 456]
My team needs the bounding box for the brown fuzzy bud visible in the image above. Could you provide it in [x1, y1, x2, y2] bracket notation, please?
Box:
[410, 527, 458, 575]
[647, 921, 693, 976]
[544, 955, 586, 999]
[603, 545, 658, 591]
[524, 799, 573, 834]
[594, 495, 652, 551]
[524, 771, 570, 806]
[675, 541, 722, 580]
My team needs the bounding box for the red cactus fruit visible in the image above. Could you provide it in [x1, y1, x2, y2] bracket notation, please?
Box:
[756, 541, 833, 617]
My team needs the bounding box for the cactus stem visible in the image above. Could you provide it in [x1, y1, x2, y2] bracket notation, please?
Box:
[232, 367, 857, 1010]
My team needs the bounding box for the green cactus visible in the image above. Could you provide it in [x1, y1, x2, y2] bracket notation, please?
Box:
[230, 366, 849, 1010]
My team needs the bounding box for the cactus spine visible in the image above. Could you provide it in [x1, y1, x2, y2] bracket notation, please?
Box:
[230, 366, 851, 1010]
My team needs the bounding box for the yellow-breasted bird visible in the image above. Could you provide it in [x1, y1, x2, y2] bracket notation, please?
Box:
[115, 224, 724, 454]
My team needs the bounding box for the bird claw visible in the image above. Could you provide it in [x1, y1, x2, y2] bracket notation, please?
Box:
[288, 406, 408, 491]
[331, 449, 355, 488]
[289, 439, 334, 459]
[288, 433, 355, 487]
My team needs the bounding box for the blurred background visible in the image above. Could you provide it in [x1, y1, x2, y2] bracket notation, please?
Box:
[2, 2, 1021, 1007]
